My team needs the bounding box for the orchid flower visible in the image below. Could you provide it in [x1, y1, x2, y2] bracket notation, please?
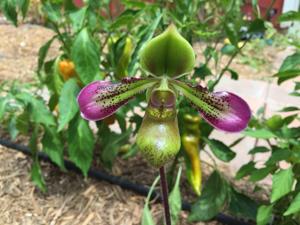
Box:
[77, 25, 251, 168]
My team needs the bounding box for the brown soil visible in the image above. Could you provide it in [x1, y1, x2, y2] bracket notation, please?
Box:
[0, 145, 220, 225]
[0, 23, 59, 83]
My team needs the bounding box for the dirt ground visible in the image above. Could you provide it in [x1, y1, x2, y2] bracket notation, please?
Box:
[0, 23, 59, 83]
[0, 145, 172, 225]
[0, 143, 220, 225]
[0, 18, 288, 225]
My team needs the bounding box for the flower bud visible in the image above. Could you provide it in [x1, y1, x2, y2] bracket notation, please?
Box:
[140, 24, 195, 77]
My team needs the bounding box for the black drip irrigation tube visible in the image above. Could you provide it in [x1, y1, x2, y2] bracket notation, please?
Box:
[0, 138, 254, 225]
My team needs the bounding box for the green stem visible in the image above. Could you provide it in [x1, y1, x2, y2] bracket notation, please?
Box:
[53, 23, 70, 55]
[99, 32, 111, 53]
[159, 166, 171, 225]
[209, 40, 248, 91]
[205, 38, 220, 65]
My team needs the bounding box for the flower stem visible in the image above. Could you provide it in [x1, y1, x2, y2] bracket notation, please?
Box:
[159, 166, 171, 225]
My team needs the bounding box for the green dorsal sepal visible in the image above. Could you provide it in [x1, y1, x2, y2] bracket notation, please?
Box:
[140, 24, 195, 77]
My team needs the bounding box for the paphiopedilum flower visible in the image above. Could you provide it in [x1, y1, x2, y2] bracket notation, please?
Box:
[77, 25, 251, 167]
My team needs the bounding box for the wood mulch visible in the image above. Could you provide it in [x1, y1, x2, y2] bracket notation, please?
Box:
[0, 144, 220, 225]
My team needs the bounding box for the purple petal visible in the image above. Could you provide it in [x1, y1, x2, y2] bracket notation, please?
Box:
[171, 80, 251, 132]
[77, 80, 120, 121]
[199, 91, 251, 132]
[77, 78, 157, 121]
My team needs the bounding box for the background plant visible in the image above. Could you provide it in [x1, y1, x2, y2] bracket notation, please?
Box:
[234, 11, 300, 225]
[1, 0, 296, 224]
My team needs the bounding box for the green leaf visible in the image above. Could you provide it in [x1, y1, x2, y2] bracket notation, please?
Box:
[16, 93, 56, 126]
[279, 106, 300, 112]
[243, 129, 276, 139]
[71, 28, 100, 85]
[30, 127, 46, 192]
[247, 19, 266, 34]
[199, 119, 214, 138]
[116, 109, 127, 133]
[169, 167, 182, 225]
[31, 160, 46, 192]
[188, 171, 228, 222]
[280, 53, 300, 71]
[249, 146, 270, 154]
[142, 204, 155, 225]
[16, 111, 30, 134]
[206, 139, 236, 162]
[281, 126, 300, 139]
[131, 113, 143, 135]
[42, 126, 65, 170]
[2, 0, 18, 26]
[271, 167, 294, 203]
[17, 0, 30, 18]
[29, 125, 38, 153]
[67, 114, 95, 176]
[41, 2, 61, 23]
[224, 23, 238, 46]
[229, 188, 258, 220]
[0, 98, 8, 121]
[128, 13, 162, 75]
[38, 36, 56, 73]
[109, 35, 128, 69]
[275, 52, 300, 84]
[290, 91, 300, 96]
[31, 99, 56, 126]
[235, 161, 256, 180]
[251, 0, 258, 7]
[282, 114, 298, 126]
[250, 167, 273, 182]
[69, 6, 87, 32]
[121, 144, 138, 159]
[257, 205, 273, 225]
[122, 0, 146, 9]
[204, 46, 218, 62]
[64, 0, 77, 11]
[295, 82, 300, 91]
[279, 11, 300, 22]
[110, 13, 136, 30]
[229, 137, 244, 148]
[58, 79, 80, 131]
[101, 126, 131, 169]
[274, 70, 300, 85]
[291, 150, 300, 164]
[284, 192, 300, 216]
[47, 57, 64, 95]
[142, 176, 160, 225]
[226, 68, 238, 80]
[266, 149, 291, 166]
[194, 64, 212, 80]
